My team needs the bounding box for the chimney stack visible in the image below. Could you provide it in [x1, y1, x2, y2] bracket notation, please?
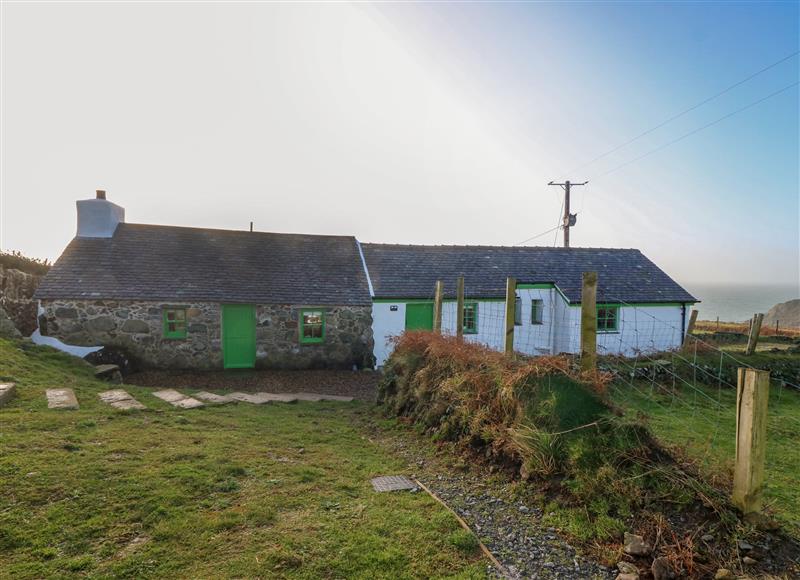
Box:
[76, 190, 125, 238]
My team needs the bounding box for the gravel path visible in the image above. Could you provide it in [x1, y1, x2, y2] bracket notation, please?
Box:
[364, 418, 614, 579]
[126, 369, 379, 401]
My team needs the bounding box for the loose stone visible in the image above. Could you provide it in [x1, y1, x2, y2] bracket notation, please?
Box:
[46, 388, 79, 410]
[0, 382, 16, 407]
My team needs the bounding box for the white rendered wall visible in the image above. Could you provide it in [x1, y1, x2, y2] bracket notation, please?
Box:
[76, 198, 125, 238]
[556, 305, 687, 356]
[372, 302, 408, 366]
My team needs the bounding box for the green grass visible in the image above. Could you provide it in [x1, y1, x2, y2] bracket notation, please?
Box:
[611, 374, 800, 536]
[0, 338, 486, 579]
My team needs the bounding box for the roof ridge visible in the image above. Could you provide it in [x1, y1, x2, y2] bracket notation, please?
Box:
[120, 222, 357, 240]
[361, 242, 642, 252]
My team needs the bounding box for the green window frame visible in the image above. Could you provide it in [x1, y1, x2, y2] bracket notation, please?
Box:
[531, 299, 544, 325]
[163, 308, 187, 339]
[514, 296, 522, 326]
[463, 302, 478, 334]
[299, 309, 325, 344]
[597, 305, 619, 333]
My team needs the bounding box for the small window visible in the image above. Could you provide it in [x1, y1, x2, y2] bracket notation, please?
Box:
[531, 299, 544, 325]
[163, 308, 187, 339]
[463, 302, 478, 334]
[514, 295, 522, 326]
[300, 309, 325, 343]
[597, 305, 619, 332]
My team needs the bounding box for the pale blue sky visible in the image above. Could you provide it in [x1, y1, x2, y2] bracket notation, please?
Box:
[1, 1, 798, 288]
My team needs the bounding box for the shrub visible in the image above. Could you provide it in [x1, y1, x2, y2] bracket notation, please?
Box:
[0, 250, 51, 276]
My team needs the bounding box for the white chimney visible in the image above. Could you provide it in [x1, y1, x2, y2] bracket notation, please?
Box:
[76, 190, 125, 238]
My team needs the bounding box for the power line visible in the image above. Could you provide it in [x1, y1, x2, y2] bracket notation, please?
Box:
[568, 50, 800, 174]
[514, 224, 561, 246]
[594, 81, 799, 179]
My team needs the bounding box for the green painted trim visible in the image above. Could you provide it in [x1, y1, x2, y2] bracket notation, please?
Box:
[517, 283, 554, 289]
[569, 301, 690, 308]
[299, 308, 326, 344]
[463, 301, 478, 334]
[597, 305, 620, 332]
[162, 308, 187, 339]
[372, 297, 506, 303]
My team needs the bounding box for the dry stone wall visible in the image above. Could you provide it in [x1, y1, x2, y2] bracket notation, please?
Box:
[0, 266, 42, 336]
[40, 299, 374, 370]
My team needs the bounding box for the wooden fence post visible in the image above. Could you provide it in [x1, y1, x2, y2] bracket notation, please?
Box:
[456, 276, 465, 340]
[683, 309, 699, 348]
[504, 277, 516, 355]
[433, 280, 444, 333]
[733, 368, 770, 515]
[745, 313, 764, 355]
[580, 272, 597, 371]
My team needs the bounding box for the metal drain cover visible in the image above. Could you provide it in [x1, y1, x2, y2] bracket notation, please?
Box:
[371, 475, 417, 492]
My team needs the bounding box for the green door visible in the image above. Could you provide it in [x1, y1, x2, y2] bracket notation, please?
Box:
[405, 303, 434, 330]
[222, 304, 256, 369]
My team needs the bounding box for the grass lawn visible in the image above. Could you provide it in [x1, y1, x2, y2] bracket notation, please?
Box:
[0, 338, 487, 579]
[611, 374, 800, 537]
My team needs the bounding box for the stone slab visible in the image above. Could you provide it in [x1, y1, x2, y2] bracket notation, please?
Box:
[0, 383, 16, 407]
[228, 392, 270, 404]
[152, 389, 204, 409]
[371, 475, 418, 492]
[151, 389, 186, 403]
[98, 389, 146, 410]
[193, 391, 236, 404]
[98, 389, 132, 403]
[111, 398, 147, 410]
[294, 392, 354, 402]
[94, 364, 120, 376]
[254, 392, 298, 404]
[46, 388, 79, 410]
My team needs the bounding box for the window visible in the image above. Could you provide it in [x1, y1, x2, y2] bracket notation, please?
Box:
[300, 309, 325, 343]
[531, 299, 544, 325]
[463, 302, 478, 334]
[597, 305, 619, 332]
[163, 308, 187, 339]
[514, 295, 522, 326]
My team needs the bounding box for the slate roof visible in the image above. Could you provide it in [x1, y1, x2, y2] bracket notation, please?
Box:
[35, 224, 372, 306]
[361, 244, 697, 304]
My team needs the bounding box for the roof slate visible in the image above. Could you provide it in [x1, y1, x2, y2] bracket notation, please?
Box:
[35, 224, 372, 306]
[361, 244, 697, 304]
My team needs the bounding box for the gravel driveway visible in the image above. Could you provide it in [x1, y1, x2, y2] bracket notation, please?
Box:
[126, 369, 380, 401]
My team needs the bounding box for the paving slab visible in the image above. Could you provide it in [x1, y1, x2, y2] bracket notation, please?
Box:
[152, 389, 204, 409]
[98, 389, 146, 410]
[0, 383, 16, 407]
[46, 388, 79, 410]
[255, 392, 298, 403]
[193, 391, 236, 404]
[371, 475, 418, 492]
[294, 392, 354, 402]
[228, 392, 270, 404]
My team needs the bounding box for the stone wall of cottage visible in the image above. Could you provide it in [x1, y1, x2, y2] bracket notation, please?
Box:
[40, 300, 374, 370]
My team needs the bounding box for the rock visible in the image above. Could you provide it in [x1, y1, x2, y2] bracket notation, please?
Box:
[94, 364, 123, 383]
[152, 389, 204, 409]
[651, 556, 673, 580]
[86, 316, 116, 332]
[616, 574, 638, 580]
[764, 299, 800, 329]
[193, 391, 235, 404]
[121, 319, 149, 333]
[46, 388, 79, 410]
[98, 389, 146, 410]
[617, 561, 638, 575]
[737, 540, 753, 551]
[714, 569, 735, 580]
[0, 382, 16, 406]
[742, 556, 758, 566]
[623, 533, 652, 556]
[0, 305, 22, 338]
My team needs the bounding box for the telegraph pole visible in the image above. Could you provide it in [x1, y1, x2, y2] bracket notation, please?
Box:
[547, 180, 588, 248]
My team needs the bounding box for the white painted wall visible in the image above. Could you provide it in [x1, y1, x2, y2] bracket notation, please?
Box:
[77, 198, 125, 238]
[371, 290, 690, 365]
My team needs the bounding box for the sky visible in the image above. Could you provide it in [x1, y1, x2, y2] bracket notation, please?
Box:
[1, 1, 798, 290]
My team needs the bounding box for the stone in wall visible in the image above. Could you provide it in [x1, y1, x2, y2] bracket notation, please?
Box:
[0, 265, 42, 336]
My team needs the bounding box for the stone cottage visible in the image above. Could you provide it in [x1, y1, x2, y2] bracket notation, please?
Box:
[34, 192, 374, 369]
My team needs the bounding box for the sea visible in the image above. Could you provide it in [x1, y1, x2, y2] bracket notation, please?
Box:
[683, 283, 800, 323]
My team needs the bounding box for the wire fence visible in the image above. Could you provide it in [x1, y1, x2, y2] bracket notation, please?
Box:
[426, 278, 800, 524]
